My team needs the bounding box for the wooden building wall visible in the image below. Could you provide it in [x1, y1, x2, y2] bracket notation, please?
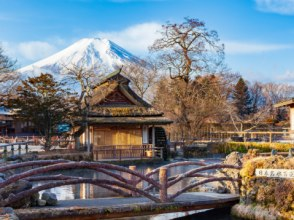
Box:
[92, 126, 143, 147]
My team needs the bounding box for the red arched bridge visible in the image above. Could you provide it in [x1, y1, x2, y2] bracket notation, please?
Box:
[0, 160, 241, 219]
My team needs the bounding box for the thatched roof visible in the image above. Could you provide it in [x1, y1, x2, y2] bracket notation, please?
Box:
[86, 69, 172, 124]
[87, 116, 173, 125]
[93, 69, 130, 88]
[90, 69, 151, 108]
[89, 106, 163, 117]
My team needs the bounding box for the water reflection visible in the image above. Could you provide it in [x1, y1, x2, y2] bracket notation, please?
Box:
[40, 159, 222, 200]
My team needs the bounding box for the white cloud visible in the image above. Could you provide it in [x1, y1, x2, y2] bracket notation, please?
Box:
[275, 70, 294, 82]
[224, 41, 292, 54]
[18, 41, 57, 61]
[2, 40, 62, 66]
[255, 0, 294, 15]
[94, 22, 162, 55]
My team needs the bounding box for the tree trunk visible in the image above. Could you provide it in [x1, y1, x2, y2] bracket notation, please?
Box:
[74, 136, 81, 150]
[73, 126, 86, 150]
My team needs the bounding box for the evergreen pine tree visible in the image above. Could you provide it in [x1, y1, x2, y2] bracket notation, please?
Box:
[9, 73, 76, 150]
[232, 77, 252, 118]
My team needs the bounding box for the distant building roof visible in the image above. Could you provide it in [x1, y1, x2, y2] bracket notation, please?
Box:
[274, 98, 294, 108]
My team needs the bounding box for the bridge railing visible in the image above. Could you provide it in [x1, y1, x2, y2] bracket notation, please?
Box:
[0, 160, 241, 207]
[136, 161, 241, 202]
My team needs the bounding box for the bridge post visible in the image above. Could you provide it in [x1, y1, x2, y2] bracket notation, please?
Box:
[159, 167, 168, 202]
[129, 166, 138, 197]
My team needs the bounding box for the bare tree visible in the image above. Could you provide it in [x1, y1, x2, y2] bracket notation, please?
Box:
[153, 74, 233, 140]
[61, 61, 105, 150]
[150, 18, 225, 138]
[0, 46, 16, 76]
[262, 82, 294, 123]
[123, 58, 159, 102]
[150, 17, 224, 83]
[0, 45, 19, 104]
[225, 81, 294, 132]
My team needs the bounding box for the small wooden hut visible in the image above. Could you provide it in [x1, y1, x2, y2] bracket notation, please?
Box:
[81, 69, 172, 160]
[274, 98, 294, 134]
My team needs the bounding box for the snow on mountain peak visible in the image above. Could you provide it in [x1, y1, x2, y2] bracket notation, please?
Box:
[18, 37, 140, 78]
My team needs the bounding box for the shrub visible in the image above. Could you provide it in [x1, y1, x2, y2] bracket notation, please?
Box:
[216, 142, 293, 154]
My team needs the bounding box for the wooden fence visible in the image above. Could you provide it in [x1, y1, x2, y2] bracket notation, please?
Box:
[171, 131, 292, 143]
[0, 142, 32, 158]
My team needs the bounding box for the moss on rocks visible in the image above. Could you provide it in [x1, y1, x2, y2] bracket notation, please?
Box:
[233, 156, 294, 219]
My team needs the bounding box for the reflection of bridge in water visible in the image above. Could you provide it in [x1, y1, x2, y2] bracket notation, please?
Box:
[0, 160, 241, 219]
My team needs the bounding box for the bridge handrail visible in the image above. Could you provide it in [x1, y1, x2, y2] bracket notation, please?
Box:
[0, 161, 161, 190]
[0, 178, 161, 207]
[169, 176, 240, 200]
[142, 163, 241, 192]
[167, 164, 241, 188]
[0, 159, 70, 172]
[144, 160, 208, 178]
[25, 175, 132, 197]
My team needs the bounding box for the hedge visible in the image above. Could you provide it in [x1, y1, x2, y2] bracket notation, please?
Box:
[217, 142, 294, 154]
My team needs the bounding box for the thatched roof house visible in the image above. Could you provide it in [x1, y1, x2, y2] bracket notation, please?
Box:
[82, 69, 172, 160]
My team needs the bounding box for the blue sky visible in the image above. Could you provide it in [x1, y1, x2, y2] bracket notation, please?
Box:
[1, 0, 294, 83]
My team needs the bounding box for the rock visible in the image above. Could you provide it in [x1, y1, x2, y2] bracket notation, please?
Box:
[7, 193, 31, 209]
[41, 192, 58, 206]
[0, 180, 35, 209]
[30, 193, 39, 207]
[214, 185, 228, 194]
[0, 207, 19, 220]
[190, 152, 242, 194]
[238, 156, 294, 219]
[214, 152, 242, 194]
[37, 199, 46, 207]
[0, 207, 14, 215]
[0, 180, 32, 199]
[6, 155, 22, 162]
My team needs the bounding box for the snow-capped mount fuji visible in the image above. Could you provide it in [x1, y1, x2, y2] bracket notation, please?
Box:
[18, 38, 140, 77]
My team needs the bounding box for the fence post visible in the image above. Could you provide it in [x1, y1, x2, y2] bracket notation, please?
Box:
[3, 146, 7, 159]
[129, 165, 137, 197]
[25, 143, 28, 154]
[11, 144, 14, 156]
[18, 144, 21, 155]
[159, 167, 168, 202]
[140, 147, 143, 159]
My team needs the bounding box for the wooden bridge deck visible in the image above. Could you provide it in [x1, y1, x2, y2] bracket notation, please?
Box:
[15, 192, 239, 220]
